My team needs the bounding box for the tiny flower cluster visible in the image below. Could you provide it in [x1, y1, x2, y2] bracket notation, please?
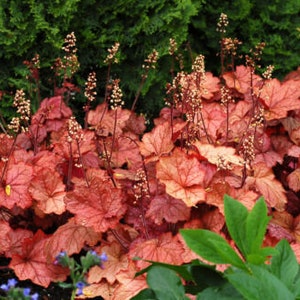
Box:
[110, 79, 124, 110]
[67, 116, 83, 143]
[8, 89, 31, 133]
[84, 71, 97, 103]
[168, 38, 178, 55]
[104, 42, 120, 64]
[142, 49, 159, 78]
[0, 278, 38, 300]
[133, 168, 150, 203]
[61, 32, 80, 77]
[217, 13, 229, 33]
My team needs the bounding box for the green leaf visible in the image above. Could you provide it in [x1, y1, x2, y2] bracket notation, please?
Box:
[131, 288, 157, 300]
[197, 282, 244, 300]
[191, 265, 226, 289]
[226, 264, 295, 300]
[269, 239, 300, 291]
[147, 266, 189, 300]
[180, 229, 246, 269]
[224, 194, 248, 256]
[135, 260, 194, 281]
[245, 197, 270, 254]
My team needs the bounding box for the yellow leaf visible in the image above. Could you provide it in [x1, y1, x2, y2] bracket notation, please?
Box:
[5, 185, 11, 196]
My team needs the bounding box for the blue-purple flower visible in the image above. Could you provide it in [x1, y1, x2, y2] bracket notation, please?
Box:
[75, 281, 87, 296]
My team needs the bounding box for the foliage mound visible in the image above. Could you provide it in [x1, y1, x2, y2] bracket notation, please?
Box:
[0, 15, 300, 299]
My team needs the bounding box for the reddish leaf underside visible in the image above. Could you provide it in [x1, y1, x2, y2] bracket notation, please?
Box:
[259, 78, 300, 121]
[9, 230, 69, 287]
[0, 161, 33, 209]
[65, 177, 127, 232]
[245, 162, 287, 211]
[156, 148, 206, 207]
[45, 218, 101, 259]
[29, 168, 66, 215]
[146, 193, 191, 225]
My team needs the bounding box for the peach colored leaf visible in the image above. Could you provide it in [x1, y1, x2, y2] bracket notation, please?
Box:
[0, 221, 11, 252]
[5, 228, 34, 258]
[0, 161, 33, 209]
[65, 176, 127, 232]
[77, 281, 117, 300]
[139, 122, 175, 161]
[130, 232, 185, 270]
[46, 218, 101, 259]
[223, 65, 262, 95]
[291, 243, 300, 264]
[29, 168, 66, 215]
[287, 169, 300, 192]
[9, 230, 69, 287]
[259, 79, 300, 121]
[88, 242, 129, 285]
[113, 260, 148, 300]
[146, 193, 190, 225]
[194, 141, 244, 167]
[156, 148, 206, 207]
[245, 162, 287, 211]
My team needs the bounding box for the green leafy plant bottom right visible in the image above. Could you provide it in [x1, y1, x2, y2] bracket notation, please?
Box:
[133, 195, 300, 300]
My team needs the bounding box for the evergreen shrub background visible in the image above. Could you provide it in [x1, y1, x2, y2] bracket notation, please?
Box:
[0, 0, 299, 120]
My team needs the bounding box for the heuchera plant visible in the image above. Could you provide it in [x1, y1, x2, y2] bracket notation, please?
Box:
[0, 14, 300, 299]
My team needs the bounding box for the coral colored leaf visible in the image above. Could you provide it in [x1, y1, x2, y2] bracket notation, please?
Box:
[156, 148, 206, 207]
[29, 168, 66, 215]
[0, 134, 14, 159]
[139, 122, 175, 161]
[130, 232, 185, 270]
[5, 228, 34, 258]
[65, 174, 126, 232]
[0, 161, 33, 209]
[223, 65, 262, 95]
[259, 79, 300, 121]
[88, 242, 129, 285]
[194, 141, 244, 167]
[245, 162, 287, 211]
[46, 218, 101, 258]
[9, 230, 69, 287]
[146, 193, 190, 225]
[287, 169, 300, 192]
[113, 260, 148, 300]
[0, 221, 11, 252]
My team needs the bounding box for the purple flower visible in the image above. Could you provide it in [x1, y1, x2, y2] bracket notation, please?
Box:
[23, 287, 31, 296]
[54, 251, 68, 266]
[76, 281, 86, 296]
[0, 283, 9, 292]
[7, 278, 18, 288]
[31, 292, 39, 300]
[99, 252, 108, 262]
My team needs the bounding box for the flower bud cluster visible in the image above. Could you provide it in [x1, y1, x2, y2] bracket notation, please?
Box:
[84, 71, 97, 103]
[104, 42, 120, 64]
[61, 32, 80, 76]
[262, 65, 274, 79]
[142, 49, 159, 78]
[169, 38, 178, 55]
[133, 169, 150, 203]
[222, 37, 242, 56]
[67, 116, 83, 143]
[110, 79, 124, 110]
[217, 13, 229, 33]
[241, 134, 255, 164]
[216, 155, 233, 171]
[220, 86, 234, 106]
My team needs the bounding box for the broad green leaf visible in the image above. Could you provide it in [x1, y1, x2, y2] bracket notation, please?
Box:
[245, 197, 270, 254]
[147, 266, 189, 300]
[223, 195, 248, 256]
[246, 246, 278, 264]
[180, 229, 246, 269]
[226, 264, 295, 300]
[191, 265, 226, 289]
[269, 239, 300, 291]
[131, 288, 157, 300]
[197, 282, 244, 300]
[135, 260, 194, 281]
